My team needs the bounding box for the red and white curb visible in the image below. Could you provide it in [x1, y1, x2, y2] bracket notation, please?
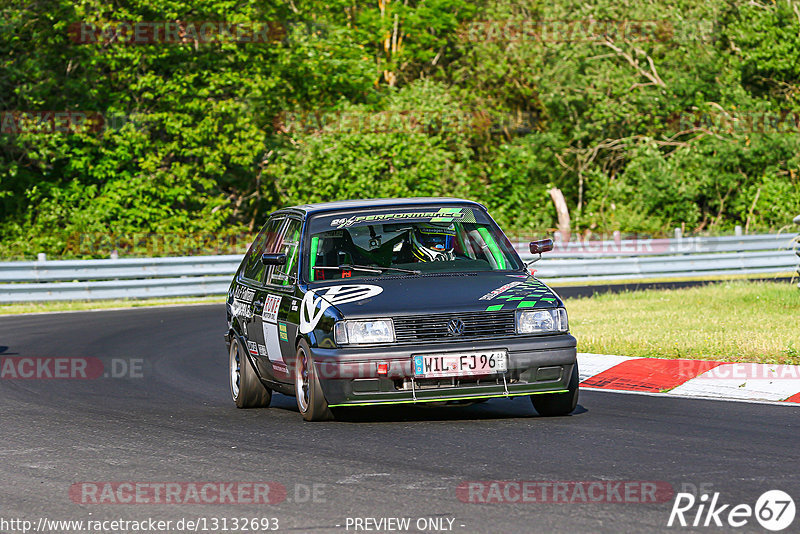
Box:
[578, 353, 800, 404]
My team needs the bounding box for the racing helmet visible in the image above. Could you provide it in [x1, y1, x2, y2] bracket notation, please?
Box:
[411, 223, 456, 261]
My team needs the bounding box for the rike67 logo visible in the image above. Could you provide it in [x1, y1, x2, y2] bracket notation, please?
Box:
[668, 490, 795, 531]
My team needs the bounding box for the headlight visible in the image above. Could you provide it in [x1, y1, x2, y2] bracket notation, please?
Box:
[334, 319, 395, 345]
[516, 308, 568, 334]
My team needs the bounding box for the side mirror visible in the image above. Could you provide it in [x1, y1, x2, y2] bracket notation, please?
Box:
[794, 214, 800, 225]
[529, 239, 554, 254]
[261, 253, 287, 266]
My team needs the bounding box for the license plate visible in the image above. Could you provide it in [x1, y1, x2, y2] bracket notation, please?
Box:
[413, 351, 508, 378]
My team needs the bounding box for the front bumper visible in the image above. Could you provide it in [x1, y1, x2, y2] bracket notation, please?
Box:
[309, 334, 577, 406]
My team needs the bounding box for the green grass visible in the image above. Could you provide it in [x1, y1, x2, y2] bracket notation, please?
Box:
[565, 281, 800, 364]
[0, 296, 224, 315]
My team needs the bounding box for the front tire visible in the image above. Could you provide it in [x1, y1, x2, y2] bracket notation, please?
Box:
[531, 363, 579, 416]
[294, 340, 333, 422]
[229, 336, 271, 408]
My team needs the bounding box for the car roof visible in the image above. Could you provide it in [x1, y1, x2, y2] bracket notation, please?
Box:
[279, 197, 487, 216]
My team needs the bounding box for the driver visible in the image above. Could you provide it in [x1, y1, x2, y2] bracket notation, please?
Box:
[410, 223, 457, 261]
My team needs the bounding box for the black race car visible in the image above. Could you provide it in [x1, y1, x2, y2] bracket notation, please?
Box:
[225, 198, 578, 421]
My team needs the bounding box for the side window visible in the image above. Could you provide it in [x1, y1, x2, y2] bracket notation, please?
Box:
[269, 218, 302, 286]
[242, 217, 284, 284]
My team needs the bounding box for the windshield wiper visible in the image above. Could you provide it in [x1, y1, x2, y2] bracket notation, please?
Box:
[315, 264, 421, 275]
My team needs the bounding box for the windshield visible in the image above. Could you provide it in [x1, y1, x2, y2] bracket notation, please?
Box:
[303, 205, 523, 282]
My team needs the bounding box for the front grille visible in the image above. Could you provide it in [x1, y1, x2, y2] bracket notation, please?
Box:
[393, 310, 516, 343]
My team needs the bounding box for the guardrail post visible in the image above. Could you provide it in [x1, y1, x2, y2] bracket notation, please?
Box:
[734, 225, 744, 257]
[794, 215, 800, 289]
[37, 253, 46, 262]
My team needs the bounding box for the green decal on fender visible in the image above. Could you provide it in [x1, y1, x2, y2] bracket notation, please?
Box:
[278, 322, 288, 342]
[483, 279, 559, 311]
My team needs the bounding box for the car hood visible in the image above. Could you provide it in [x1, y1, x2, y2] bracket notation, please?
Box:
[305, 272, 563, 319]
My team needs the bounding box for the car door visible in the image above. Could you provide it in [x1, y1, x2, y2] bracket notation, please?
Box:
[253, 216, 303, 383]
[238, 215, 285, 379]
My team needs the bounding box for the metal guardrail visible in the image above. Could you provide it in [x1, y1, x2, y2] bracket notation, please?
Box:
[0, 232, 797, 302]
[513, 232, 792, 258]
[0, 276, 233, 302]
[0, 256, 241, 302]
[0, 255, 242, 283]
[517, 232, 798, 283]
[794, 215, 800, 288]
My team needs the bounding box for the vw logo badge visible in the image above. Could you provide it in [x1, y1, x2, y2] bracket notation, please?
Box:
[447, 318, 465, 336]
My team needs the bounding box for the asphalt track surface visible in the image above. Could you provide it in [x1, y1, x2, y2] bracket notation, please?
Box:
[1, 305, 798, 534]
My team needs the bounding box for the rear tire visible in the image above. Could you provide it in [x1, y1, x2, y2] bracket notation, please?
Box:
[229, 336, 271, 408]
[531, 363, 579, 416]
[294, 340, 333, 422]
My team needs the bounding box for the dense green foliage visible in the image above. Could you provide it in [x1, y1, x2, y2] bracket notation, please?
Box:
[1, 0, 799, 258]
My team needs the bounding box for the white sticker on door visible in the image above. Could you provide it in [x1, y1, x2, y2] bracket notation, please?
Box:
[264, 294, 282, 323]
[262, 321, 283, 363]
